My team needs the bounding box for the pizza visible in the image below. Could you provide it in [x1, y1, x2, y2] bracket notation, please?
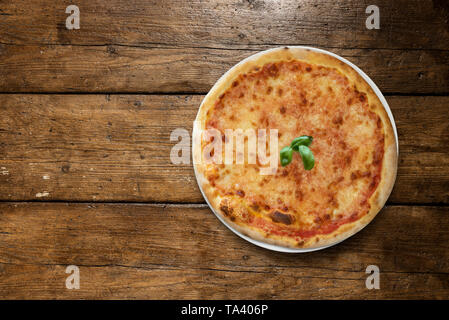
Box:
[193, 47, 397, 249]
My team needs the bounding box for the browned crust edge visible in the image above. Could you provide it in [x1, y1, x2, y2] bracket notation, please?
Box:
[193, 46, 398, 250]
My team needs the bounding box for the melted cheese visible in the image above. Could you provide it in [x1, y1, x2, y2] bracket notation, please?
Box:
[203, 60, 384, 240]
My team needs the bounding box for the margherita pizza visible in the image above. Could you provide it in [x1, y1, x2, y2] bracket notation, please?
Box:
[193, 47, 398, 250]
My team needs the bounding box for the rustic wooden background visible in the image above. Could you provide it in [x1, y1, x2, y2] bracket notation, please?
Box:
[0, 0, 448, 299]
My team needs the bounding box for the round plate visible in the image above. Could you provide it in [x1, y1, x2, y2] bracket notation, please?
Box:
[193, 46, 399, 253]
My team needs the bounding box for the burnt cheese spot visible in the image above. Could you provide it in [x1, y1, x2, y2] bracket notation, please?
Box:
[328, 193, 339, 208]
[236, 189, 245, 197]
[264, 63, 279, 78]
[270, 210, 294, 225]
[372, 153, 382, 165]
[295, 190, 304, 201]
[359, 93, 366, 102]
[220, 204, 233, 217]
[351, 170, 371, 180]
[250, 204, 260, 212]
[332, 115, 343, 125]
[345, 155, 352, 165]
[377, 117, 383, 129]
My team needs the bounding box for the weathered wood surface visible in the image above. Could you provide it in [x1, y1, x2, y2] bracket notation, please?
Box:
[0, 0, 448, 301]
[1, 45, 447, 94]
[1, 0, 448, 50]
[0, 203, 447, 299]
[1, 0, 448, 93]
[0, 94, 447, 204]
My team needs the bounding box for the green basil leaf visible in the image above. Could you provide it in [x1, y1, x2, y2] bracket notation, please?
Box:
[291, 135, 313, 151]
[280, 146, 293, 167]
[297, 145, 315, 170]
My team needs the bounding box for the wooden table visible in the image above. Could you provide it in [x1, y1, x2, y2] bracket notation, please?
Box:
[0, 0, 448, 299]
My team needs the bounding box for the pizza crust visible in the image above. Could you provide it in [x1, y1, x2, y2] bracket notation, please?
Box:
[193, 47, 398, 250]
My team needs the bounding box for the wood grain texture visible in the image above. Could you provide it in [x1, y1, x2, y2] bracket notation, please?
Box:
[0, 45, 447, 94]
[0, 0, 447, 94]
[1, 0, 448, 50]
[0, 0, 447, 301]
[0, 94, 447, 204]
[0, 203, 448, 299]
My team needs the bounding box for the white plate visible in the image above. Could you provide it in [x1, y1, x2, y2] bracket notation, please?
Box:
[193, 46, 399, 253]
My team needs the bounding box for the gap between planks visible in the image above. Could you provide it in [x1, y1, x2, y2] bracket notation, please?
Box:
[0, 200, 446, 207]
[0, 92, 448, 97]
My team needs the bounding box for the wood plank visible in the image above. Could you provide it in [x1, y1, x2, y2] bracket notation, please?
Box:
[0, 203, 447, 299]
[0, 45, 448, 94]
[1, 0, 448, 50]
[0, 95, 448, 204]
[1, 263, 447, 299]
